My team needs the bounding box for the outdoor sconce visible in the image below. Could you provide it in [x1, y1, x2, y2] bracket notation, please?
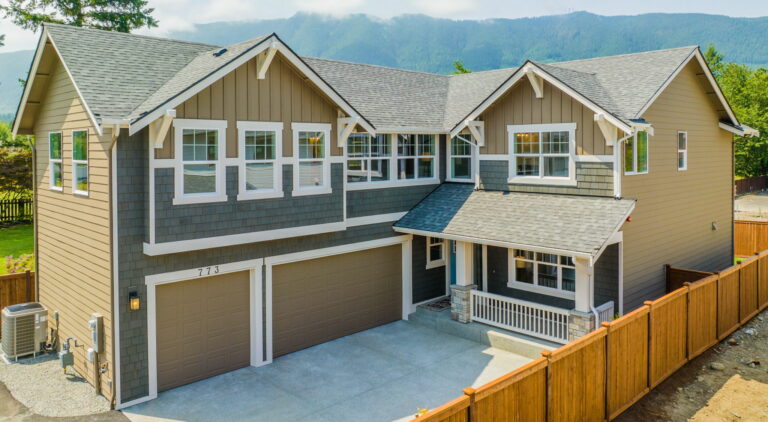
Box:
[129, 291, 141, 311]
[712, 222, 719, 231]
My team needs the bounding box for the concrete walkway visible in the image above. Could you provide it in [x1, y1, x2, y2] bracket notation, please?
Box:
[122, 320, 533, 422]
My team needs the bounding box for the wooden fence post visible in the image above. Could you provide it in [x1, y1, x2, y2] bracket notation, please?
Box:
[462, 387, 476, 422]
[601, 321, 611, 422]
[541, 350, 552, 422]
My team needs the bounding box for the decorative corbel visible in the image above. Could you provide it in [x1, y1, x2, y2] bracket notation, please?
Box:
[466, 120, 485, 147]
[594, 113, 618, 147]
[257, 41, 278, 80]
[337, 116, 360, 148]
[525, 69, 544, 99]
[149, 110, 176, 149]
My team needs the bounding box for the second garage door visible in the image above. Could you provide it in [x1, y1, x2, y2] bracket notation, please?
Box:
[272, 245, 402, 357]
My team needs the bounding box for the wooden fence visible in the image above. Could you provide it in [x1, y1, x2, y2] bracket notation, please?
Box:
[413, 251, 768, 422]
[0, 271, 36, 337]
[735, 175, 768, 195]
[735, 220, 768, 257]
[0, 198, 33, 223]
[665, 264, 713, 293]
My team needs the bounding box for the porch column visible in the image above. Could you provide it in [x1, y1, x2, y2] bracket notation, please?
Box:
[569, 257, 596, 341]
[450, 241, 477, 323]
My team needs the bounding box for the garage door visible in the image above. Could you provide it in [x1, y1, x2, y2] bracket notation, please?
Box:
[272, 245, 402, 357]
[156, 271, 250, 391]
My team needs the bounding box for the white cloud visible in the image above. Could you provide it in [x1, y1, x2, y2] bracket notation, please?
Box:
[0, 19, 39, 53]
[410, 0, 477, 17]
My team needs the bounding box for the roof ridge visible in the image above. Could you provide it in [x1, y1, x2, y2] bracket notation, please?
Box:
[551, 45, 698, 65]
[447, 67, 518, 78]
[303, 56, 448, 78]
[43, 22, 220, 49]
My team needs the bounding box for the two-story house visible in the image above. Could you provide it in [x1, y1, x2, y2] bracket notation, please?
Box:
[11, 24, 754, 408]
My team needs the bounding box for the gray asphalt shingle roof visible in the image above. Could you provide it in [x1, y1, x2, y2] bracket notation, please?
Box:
[394, 184, 635, 258]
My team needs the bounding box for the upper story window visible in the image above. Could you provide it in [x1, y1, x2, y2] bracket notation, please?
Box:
[237, 121, 284, 200]
[292, 122, 332, 196]
[347, 133, 391, 183]
[426, 236, 445, 269]
[173, 119, 227, 205]
[449, 134, 473, 182]
[72, 130, 88, 195]
[49, 132, 63, 191]
[508, 123, 576, 186]
[398, 134, 435, 180]
[508, 249, 575, 299]
[624, 130, 649, 175]
[677, 131, 687, 171]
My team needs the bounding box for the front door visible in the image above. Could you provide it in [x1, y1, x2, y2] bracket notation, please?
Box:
[449, 240, 457, 285]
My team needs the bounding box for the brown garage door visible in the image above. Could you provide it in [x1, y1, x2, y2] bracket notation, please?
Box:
[156, 271, 250, 391]
[272, 245, 402, 357]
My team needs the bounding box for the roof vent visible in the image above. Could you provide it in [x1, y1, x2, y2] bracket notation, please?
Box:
[213, 48, 227, 57]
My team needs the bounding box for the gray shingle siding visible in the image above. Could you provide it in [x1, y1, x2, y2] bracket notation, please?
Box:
[594, 243, 619, 309]
[478, 160, 614, 197]
[411, 235, 446, 303]
[347, 184, 438, 218]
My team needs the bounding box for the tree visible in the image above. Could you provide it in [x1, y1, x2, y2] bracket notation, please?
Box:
[452, 60, 471, 74]
[0, 121, 30, 148]
[0, 147, 32, 200]
[703, 43, 724, 78]
[0, 0, 158, 33]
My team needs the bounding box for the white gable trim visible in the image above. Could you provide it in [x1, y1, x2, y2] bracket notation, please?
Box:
[635, 48, 739, 126]
[452, 62, 632, 137]
[130, 35, 375, 136]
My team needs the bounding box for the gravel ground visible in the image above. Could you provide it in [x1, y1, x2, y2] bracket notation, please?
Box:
[0, 353, 111, 417]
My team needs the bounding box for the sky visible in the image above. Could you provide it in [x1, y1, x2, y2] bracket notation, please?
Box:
[1, 0, 767, 52]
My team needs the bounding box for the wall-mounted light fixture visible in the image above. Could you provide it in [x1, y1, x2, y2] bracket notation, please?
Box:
[712, 222, 719, 231]
[129, 291, 141, 311]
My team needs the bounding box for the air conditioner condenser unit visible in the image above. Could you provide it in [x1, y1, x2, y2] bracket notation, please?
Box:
[1, 302, 48, 361]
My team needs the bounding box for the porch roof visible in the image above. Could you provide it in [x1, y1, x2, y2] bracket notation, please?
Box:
[394, 184, 635, 260]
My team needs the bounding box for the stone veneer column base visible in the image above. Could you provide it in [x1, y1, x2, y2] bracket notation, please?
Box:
[568, 309, 597, 341]
[450, 284, 477, 323]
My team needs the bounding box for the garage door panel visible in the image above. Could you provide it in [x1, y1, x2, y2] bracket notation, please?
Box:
[156, 271, 251, 392]
[273, 245, 402, 357]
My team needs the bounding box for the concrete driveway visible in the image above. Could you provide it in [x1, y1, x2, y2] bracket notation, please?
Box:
[122, 320, 532, 422]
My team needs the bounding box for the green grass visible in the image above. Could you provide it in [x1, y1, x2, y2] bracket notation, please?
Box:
[0, 224, 34, 275]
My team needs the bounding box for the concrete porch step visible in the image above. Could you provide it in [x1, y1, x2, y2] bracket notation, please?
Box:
[408, 306, 558, 360]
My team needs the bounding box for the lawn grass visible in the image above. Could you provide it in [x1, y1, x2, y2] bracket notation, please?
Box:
[0, 224, 34, 275]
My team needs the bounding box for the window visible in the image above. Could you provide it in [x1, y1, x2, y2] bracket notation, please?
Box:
[677, 131, 687, 171]
[449, 134, 473, 182]
[72, 130, 88, 195]
[237, 121, 284, 200]
[49, 132, 62, 191]
[398, 134, 436, 180]
[347, 133, 392, 183]
[173, 119, 227, 205]
[508, 123, 576, 186]
[508, 249, 576, 299]
[292, 123, 331, 196]
[624, 130, 649, 175]
[426, 237, 445, 269]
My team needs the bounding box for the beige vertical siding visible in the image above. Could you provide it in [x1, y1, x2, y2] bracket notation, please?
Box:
[621, 60, 733, 311]
[33, 58, 113, 400]
[156, 54, 341, 160]
[479, 78, 613, 156]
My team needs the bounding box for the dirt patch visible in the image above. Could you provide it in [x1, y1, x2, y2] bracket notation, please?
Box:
[617, 310, 768, 421]
[0, 381, 127, 422]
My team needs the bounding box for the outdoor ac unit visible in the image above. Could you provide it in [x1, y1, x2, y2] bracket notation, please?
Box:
[1, 302, 47, 361]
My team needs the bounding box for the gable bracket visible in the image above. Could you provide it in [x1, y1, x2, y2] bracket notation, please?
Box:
[257, 42, 278, 80]
[525, 69, 544, 99]
[594, 114, 618, 147]
[149, 110, 177, 149]
[466, 120, 485, 147]
[337, 116, 360, 148]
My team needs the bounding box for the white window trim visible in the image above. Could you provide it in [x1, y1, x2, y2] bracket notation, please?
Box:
[292, 122, 332, 197]
[396, 134, 440, 181]
[172, 118, 228, 205]
[507, 249, 576, 300]
[48, 131, 63, 192]
[447, 133, 475, 183]
[677, 131, 688, 171]
[237, 121, 284, 201]
[426, 237, 446, 269]
[507, 123, 577, 187]
[71, 129, 89, 196]
[345, 133, 394, 187]
[624, 130, 650, 176]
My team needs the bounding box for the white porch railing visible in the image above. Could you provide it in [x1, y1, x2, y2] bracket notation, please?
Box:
[595, 300, 615, 325]
[470, 290, 570, 344]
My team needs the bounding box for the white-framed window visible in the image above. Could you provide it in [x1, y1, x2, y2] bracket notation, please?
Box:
[426, 236, 445, 269]
[173, 119, 228, 205]
[347, 133, 392, 184]
[677, 131, 687, 171]
[48, 132, 63, 191]
[448, 133, 474, 182]
[292, 122, 332, 196]
[398, 134, 436, 180]
[624, 130, 649, 175]
[508, 249, 576, 299]
[508, 123, 576, 186]
[237, 121, 284, 200]
[72, 129, 88, 195]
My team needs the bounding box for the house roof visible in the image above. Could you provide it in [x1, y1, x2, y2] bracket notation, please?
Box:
[18, 24, 733, 135]
[394, 184, 635, 259]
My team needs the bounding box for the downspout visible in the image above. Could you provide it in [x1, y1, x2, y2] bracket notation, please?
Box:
[27, 135, 39, 301]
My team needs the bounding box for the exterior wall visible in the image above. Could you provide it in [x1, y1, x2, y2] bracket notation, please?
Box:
[478, 160, 613, 196]
[411, 235, 446, 303]
[621, 60, 734, 311]
[594, 243, 619, 308]
[479, 78, 614, 156]
[33, 58, 113, 399]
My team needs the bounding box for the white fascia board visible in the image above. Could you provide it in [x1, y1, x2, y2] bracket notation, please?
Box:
[719, 122, 744, 136]
[592, 201, 635, 263]
[375, 127, 448, 134]
[12, 29, 48, 137]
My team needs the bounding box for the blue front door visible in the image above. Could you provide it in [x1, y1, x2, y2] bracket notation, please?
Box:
[449, 240, 457, 285]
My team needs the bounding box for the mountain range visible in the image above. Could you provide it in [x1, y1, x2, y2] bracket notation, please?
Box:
[2, 11, 768, 116]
